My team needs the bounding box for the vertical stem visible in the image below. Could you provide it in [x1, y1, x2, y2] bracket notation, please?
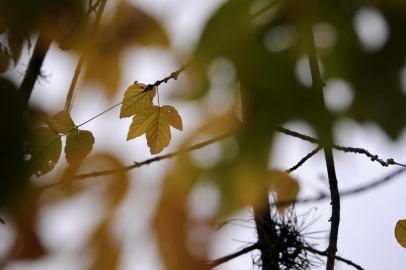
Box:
[19, 33, 52, 109]
[306, 25, 341, 270]
[64, 0, 108, 112]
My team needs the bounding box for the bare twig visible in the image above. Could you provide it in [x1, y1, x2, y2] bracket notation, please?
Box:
[277, 127, 406, 168]
[208, 243, 259, 268]
[306, 25, 340, 270]
[305, 246, 364, 270]
[286, 146, 322, 173]
[64, 0, 107, 112]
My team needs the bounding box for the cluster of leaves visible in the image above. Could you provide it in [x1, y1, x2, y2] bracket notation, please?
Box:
[27, 111, 94, 176]
[120, 83, 183, 154]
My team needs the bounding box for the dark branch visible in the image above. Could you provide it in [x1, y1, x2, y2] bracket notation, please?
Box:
[286, 146, 322, 173]
[19, 33, 52, 108]
[208, 243, 259, 268]
[305, 246, 364, 270]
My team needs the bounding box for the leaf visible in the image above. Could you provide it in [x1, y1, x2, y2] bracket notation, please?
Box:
[7, 31, 24, 64]
[395, 219, 406, 248]
[0, 44, 10, 73]
[27, 127, 62, 176]
[120, 83, 156, 118]
[127, 106, 172, 154]
[268, 170, 300, 213]
[47, 111, 76, 134]
[65, 129, 95, 165]
[161, 105, 183, 130]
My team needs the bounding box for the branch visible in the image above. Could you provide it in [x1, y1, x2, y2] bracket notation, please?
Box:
[276, 165, 406, 207]
[305, 246, 364, 270]
[277, 127, 405, 168]
[64, 0, 107, 112]
[40, 132, 231, 189]
[208, 243, 259, 268]
[286, 146, 322, 173]
[306, 25, 340, 270]
[19, 33, 52, 108]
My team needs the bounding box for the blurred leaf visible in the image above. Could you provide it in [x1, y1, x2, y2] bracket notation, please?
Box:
[120, 83, 156, 118]
[84, 1, 169, 98]
[268, 170, 300, 213]
[65, 129, 95, 165]
[27, 127, 62, 176]
[161, 105, 183, 131]
[47, 111, 76, 134]
[395, 219, 406, 248]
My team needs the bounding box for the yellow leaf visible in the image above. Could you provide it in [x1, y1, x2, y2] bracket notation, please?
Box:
[47, 111, 75, 134]
[146, 107, 171, 154]
[65, 129, 95, 165]
[161, 105, 183, 130]
[395, 219, 406, 248]
[120, 83, 156, 118]
[127, 107, 158, 140]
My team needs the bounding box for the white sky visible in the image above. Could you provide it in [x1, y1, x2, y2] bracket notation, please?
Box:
[1, 0, 406, 269]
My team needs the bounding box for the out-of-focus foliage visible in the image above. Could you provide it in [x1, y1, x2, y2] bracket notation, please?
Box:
[186, 0, 406, 139]
[84, 2, 170, 98]
[395, 219, 406, 248]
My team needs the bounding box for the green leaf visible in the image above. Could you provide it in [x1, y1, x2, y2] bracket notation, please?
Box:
[395, 219, 406, 248]
[161, 105, 183, 130]
[65, 129, 95, 165]
[120, 83, 156, 118]
[27, 127, 62, 176]
[47, 111, 76, 134]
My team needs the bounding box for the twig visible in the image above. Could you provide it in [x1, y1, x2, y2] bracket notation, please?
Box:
[208, 243, 260, 268]
[305, 246, 364, 270]
[306, 24, 340, 270]
[276, 127, 406, 168]
[276, 165, 406, 207]
[40, 132, 231, 189]
[286, 146, 322, 173]
[19, 33, 52, 108]
[64, 0, 107, 112]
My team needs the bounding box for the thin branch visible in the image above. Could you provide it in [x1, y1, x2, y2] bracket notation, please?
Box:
[19, 33, 52, 108]
[305, 247, 364, 270]
[64, 0, 107, 112]
[276, 127, 406, 168]
[40, 132, 231, 189]
[286, 146, 322, 173]
[208, 243, 260, 268]
[306, 25, 340, 270]
[276, 165, 406, 207]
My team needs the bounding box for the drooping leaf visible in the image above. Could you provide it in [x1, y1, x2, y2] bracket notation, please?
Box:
[120, 83, 156, 118]
[0, 44, 10, 73]
[7, 31, 24, 64]
[395, 219, 406, 248]
[27, 127, 62, 176]
[47, 111, 76, 134]
[127, 106, 173, 154]
[162, 105, 183, 130]
[65, 129, 95, 165]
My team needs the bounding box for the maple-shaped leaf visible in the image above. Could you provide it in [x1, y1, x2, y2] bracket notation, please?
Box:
[27, 127, 62, 176]
[127, 105, 181, 154]
[120, 83, 156, 118]
[65, 129, 95, 165]
[161, 105, 183, 130]
[395, 219, 406, 248]
[47, 111, 76, 134]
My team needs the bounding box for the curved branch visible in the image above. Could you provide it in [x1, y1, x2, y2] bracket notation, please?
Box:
[305, 246, 364, 270]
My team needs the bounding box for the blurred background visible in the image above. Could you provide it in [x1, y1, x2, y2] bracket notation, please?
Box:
[0, 0, 406, 269]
